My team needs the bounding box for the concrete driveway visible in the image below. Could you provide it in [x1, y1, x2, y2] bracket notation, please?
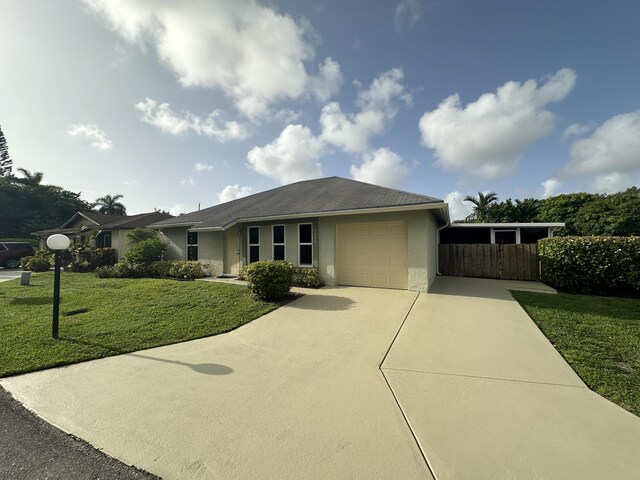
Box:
[382, 276, 640, 480]
[0, 268, 22, 282]
[1, 287, 431, 480]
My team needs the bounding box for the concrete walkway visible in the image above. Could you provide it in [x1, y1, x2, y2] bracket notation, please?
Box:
[1, 287, 431, 480]
[382, 276, 640, 480]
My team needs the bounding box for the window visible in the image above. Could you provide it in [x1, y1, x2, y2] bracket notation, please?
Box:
[248, 226, 260, 263]
[187, 231, 198, 260]
[298, 223, 313, 266]
[273, 225, 285, 261]
[98, 232, 111, 248]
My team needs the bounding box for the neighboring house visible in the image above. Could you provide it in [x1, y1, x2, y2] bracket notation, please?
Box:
[33, 211, 173, 261]
[150, 177, 449, 292]
[439, 222, 565, 245]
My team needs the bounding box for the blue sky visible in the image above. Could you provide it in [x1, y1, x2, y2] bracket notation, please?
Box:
[1, 0, 639, 220]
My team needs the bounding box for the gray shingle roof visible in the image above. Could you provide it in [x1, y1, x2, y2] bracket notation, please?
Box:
[151, 177, 443, 229]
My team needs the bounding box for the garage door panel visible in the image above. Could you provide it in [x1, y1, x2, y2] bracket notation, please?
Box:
[336, 221, 408, 290]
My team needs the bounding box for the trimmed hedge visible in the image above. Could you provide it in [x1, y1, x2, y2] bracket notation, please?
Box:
[292, 267, 324, 288]
[540, 236, 640, 294]
[95, 260, 207, 280]
[67, 247, 117, 272]
[243, 260, 294, 301]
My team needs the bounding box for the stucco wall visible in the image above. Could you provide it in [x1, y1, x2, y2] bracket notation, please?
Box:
[198, 231, 224, 276]
[425, 212, 439, 290]
[318, 210, 439, 292]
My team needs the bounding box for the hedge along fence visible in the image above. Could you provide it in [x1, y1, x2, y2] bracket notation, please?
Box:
[539, 236, 640, 294]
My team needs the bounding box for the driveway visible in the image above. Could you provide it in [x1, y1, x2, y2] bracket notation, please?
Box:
[1, 287, 431, 480]
[0, 268, 22, 282]
[382, 276, 640, 480]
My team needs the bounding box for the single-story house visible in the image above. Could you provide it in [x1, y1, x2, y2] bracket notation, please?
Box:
[150, 177, 450, 292]
[33, 210, 173, 261]
[439, 222, 565, 245]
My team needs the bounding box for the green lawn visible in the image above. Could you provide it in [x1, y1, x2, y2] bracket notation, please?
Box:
[0, 272, 279, 377]
[512, 291, 640, 417]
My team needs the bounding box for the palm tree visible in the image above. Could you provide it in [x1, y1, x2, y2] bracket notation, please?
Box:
[93, 194, 127, 215]
[463, 191, 498, 222]
[514, 198, 541, 222]
[15, 168, 44, 185]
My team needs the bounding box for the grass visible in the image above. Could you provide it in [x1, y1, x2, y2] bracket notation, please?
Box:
[0, 272, 279, 377]
[512, 291, 640, 417]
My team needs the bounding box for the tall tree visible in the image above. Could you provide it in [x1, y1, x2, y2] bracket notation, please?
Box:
[15, 168, 44, 186]
[463, 191, 498, 222]
[93, 194, 127, 215]
[0, 125, 13, 177]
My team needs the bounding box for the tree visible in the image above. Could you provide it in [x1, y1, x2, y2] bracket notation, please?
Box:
[93, 194, 127, 215]
[0, 125, 13, 177]
[15, 168, 44, 186]
[463, 191, 498, 222]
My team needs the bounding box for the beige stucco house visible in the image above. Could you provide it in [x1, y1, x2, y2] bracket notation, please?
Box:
[150, 177, 450, 292]
[33, 211, 173, 261]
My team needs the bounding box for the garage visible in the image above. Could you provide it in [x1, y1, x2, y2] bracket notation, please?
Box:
[336, 221, 408, 289]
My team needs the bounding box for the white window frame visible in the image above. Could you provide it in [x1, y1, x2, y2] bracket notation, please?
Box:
[297, 223, 313, 267]
[491, 228, 520, 244]
[248, 226, 260, 264]
[186, 230, 198, 260]
[272, 225, 286, 261]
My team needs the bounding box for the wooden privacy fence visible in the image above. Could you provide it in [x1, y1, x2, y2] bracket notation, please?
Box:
[438, 243, 540, 281]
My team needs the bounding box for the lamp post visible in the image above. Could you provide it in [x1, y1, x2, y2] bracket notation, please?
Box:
[46, 234, 71, 339]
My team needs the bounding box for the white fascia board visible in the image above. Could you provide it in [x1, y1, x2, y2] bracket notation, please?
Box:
[448, 222, 565, 228]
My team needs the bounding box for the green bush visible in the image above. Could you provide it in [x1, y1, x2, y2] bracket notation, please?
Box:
[540, 236, 640, 294]
[243, 260, 294, 301]
[127, 227, 160, 244]
[68, 245, 116, 272]
[292, 267, 324, 288]
[168, 261, 207, 280]
[21, 250, 53, 272]
[124, 238, 168, 264]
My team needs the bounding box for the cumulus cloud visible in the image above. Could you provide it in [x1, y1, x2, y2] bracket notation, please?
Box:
[83, 0, 341, 119]
[67, 124, 113, 150]
[394, 0, 422, 31]
[562, 122, 594, 141]
[563, 111, 640, 179]
[320, 68, 410, 153]
[445, 191, 474, 221]
[591, 173, 635, 193]
[350, 148, 409, 188]
[420, 68, 576, 178]
[247, 124, 324, 184]
[541, 178, 562, 198]
[218, 184, 254, 204]
[135, 98, 249, 142]
[194, 162, 214, 172]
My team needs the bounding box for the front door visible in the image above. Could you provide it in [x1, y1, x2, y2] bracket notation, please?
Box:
[225, 229, 240, 275]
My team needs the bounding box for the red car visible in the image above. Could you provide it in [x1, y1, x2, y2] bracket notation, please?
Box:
[0, 242, 35, 269]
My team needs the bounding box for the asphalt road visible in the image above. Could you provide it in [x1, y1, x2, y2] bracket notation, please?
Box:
[0, 386, 160, 480]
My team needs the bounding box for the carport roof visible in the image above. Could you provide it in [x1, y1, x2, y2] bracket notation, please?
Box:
[150, 176, 445, 230]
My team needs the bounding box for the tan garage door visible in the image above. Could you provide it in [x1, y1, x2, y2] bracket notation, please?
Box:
[336, 221, 408, 289]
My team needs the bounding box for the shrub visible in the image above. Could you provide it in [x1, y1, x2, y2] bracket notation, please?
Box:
[149, 260, 175, 278]
[21, 250, 53, 272]
[124, 238, 168, 264]
[540, 236, 640, 294]
[66, 260, 93, 273]
[168, 261, 207, 280]
[292, 267, 324, 288]
[243, 260, 294, 301]
[127, 228, 160, 244]
[68, 245, 116, 272]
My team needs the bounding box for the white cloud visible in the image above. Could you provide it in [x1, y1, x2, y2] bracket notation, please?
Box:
[419, 68, 576, 178]
[394, 0, 422, 31]
[562, 122, 594, 140]
[564, 111, 640, 178]
[445, 191, 474, 221]
[164, 203, 186, 216]
[591, 173, 635, 194]
[194, 162, 214, 172]
[320, 68, 410, 153]
[135, 98, 249, 142]
[541, 178, 562, 198]
[247, 124, 324, 184]
[217, 184, 254, 204]
[350, 148, 409, 188]
[67, 124, 113, 150]
[83, 0, 341, 119]
[180, 177, 195, 186]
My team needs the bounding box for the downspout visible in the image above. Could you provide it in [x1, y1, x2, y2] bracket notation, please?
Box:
[435, 210, 451, 276]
